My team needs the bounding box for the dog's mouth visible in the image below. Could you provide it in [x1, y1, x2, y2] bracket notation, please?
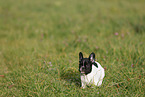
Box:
[81, 71, 85, 74]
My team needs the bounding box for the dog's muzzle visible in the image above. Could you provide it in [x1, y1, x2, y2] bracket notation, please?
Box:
[80, 67, 85, 74]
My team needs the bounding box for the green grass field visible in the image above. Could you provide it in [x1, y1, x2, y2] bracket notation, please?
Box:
[0, 0, 145, 96]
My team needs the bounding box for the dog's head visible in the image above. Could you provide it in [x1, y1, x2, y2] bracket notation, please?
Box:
[79, 52, 95, 75]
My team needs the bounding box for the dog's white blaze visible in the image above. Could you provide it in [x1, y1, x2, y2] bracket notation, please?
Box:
[81, 61, 105, 88]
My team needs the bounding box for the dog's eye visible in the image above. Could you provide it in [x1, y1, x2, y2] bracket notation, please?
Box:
[79, 63, 83, 66]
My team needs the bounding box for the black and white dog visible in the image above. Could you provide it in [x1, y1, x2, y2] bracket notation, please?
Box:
[79, 52, 105, 88]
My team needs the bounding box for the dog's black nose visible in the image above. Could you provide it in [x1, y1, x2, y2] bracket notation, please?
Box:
[82, 67, 85, 70]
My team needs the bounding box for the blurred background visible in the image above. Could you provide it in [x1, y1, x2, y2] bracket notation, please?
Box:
[0, 0, 145, 53]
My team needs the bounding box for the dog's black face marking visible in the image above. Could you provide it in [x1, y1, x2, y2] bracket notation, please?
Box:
[79, 58, 92, 75]
[93, 62, 98, 68]
[79, 52, 96, 75]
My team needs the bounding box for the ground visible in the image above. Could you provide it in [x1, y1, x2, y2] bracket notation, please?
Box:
[0, 0, 145, 96]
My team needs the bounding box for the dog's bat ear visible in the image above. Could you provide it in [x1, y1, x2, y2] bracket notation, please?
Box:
[89, 52, 95, 63]
[79, 52, 83, 63]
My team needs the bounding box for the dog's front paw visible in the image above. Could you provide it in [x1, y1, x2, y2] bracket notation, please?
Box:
[81, 83, 86, 89]
[81, 86, 86, 89]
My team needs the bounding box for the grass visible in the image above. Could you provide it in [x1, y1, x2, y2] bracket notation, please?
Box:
[0, 0, 145, 96]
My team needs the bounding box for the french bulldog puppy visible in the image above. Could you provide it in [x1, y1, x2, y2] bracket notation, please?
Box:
[79, 52, 105, 88]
